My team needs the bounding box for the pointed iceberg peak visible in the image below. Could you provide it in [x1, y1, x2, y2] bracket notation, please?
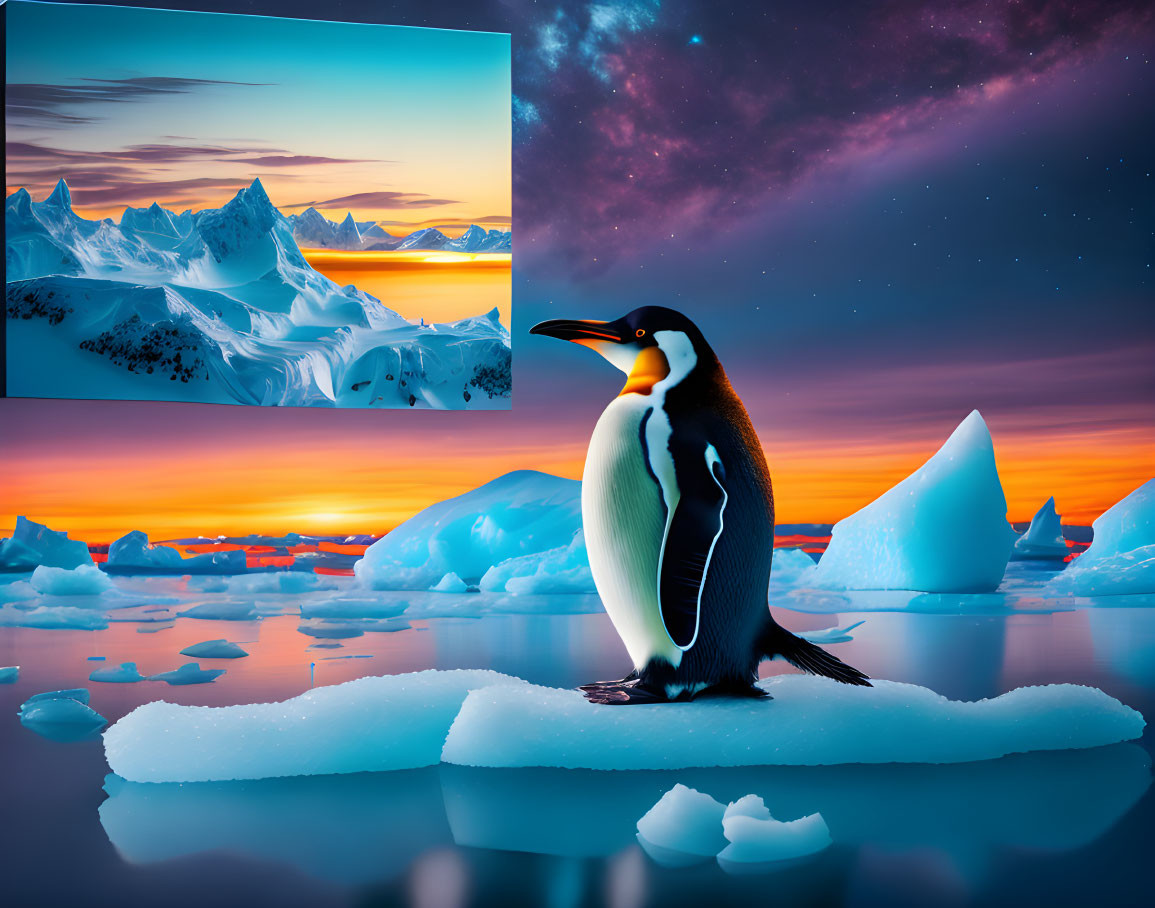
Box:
[45, 178, 73, 209]
[484, 306, 501, 322]
[1014, 496, 1067, 560]
[7, 187, 33, 216]
[341, 212, 357, 226]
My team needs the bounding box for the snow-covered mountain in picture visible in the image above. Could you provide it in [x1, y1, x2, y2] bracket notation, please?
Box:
[287, 207, 512, 253]
[5, 180, 511, 409]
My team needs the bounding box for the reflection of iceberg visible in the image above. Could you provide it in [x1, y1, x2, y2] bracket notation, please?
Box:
[814, 411, 1015, 592]
[98, 768, 451, 885]
[442, 743, 1149, 872]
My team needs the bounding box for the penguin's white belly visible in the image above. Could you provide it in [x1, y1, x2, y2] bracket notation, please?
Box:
[582, 395, 681, 670]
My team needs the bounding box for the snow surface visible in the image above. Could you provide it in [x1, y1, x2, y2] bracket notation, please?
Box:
[90, 662, 146, 683]
[180, 639, 249, 659]
[443, 673, 1143, 769]
[813, 411, 1016, 592]
[30, 564, 113, 596]
[356, 471, 583, 591]
[1013, 498, 1069, 560]
[104, 670, 1142, 782]
[107, 531, 246, 574]
[1048, 479, 1155, 596]
[0, 517, 92, 570]
[6, 181, 511, 410]
[104, 669, 526, 782]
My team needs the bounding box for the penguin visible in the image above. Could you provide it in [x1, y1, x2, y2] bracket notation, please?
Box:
[530, 306, 870, 704]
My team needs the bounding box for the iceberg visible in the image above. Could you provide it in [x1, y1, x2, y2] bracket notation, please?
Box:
[813, 411, 1016, 592]
[180, 639, 249, 659]
[717, 795, 831, 865]
[1013, 498, 1069, 560]
[104, 669, 525, 782]
[430, 572, 468, 593]
[479, 530, 595, 594]
[176, 601, 260, 621]
[769, 547, 818, 588]
[224, 572, 339, 594]
[0, 579, 35, 603]
[0, 666, 18, 683]
[20, 695, 107, 735]
[30, 563, 113, 596]
[0, 604, 109, 629]
[1047, 479, 1155, 596]
[0, 516, 92, 570]
[442, 673, 1144, 770]
[636, 784, 727, 858]
[355, 471, 582, 591]
[106, 531, 247, 574]
[90, 662, 146, 683]
[148, 662, 226, 685]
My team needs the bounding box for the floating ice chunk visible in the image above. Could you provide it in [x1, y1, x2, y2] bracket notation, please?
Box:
[479, 530, 595, 594]
[769, 548, 818, 588]
[22, 688, 89, 709]
[104, 670, 525, 782]
[297, 622, 364, 639]
[355, 471, 582, 590]
[148, 662, 226, 685]
[431, 572, 468, 593]
[813, 411, 1016, 593]
[1013, 498, 1069, 561]
[106, 530, 247, 574]
[226, 572, 338, 594]
[796, 620, 864, 645]
[88, 656, 107, 661]
[90, 662, 146, 683]
[30, 563, 113, 596]
[0, 605, 109, 630]
[1047, 479, 1155, 596]
[636, 784, 727, 858]
[300, 595, 408, 620]
[0, 666, 19, 683]
[180, 639, 249, 659]
[177, 601, 259, 621]
[442, 674, 1144, 769]
[0, 516, 92, 570]
[306, 641, 344, 650]
[718, 796, 831, 865]
[20, 696, 106, 733]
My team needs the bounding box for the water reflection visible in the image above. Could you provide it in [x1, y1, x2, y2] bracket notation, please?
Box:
[100, 744, 1149, 894]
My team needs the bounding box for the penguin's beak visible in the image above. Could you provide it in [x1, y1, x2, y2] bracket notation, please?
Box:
[529, 319, 628, 344]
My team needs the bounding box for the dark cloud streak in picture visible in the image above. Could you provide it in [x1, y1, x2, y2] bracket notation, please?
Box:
[286, 191, 462, 210]
[6, 76, 271, 126]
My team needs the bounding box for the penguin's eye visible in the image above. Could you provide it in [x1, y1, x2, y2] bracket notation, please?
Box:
[635, 329, 646, 338]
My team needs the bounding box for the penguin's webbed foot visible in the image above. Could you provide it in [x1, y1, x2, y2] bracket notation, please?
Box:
[579, 677, 664, 705]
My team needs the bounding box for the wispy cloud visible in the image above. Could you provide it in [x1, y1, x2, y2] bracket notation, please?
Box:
[6, 76, 271, 127]
[287, 191, 461, 210]
[243, 155, 380, 167]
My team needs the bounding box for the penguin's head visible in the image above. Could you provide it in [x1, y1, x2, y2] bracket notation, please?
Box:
[530, 306, 718, 396]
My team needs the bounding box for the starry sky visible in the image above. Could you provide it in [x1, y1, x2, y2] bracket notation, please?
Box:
[3, 0, 1153, 539]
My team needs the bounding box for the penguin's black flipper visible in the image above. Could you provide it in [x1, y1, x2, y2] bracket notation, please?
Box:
[657, 444, 727, 650]
[763, 624, 872, 687]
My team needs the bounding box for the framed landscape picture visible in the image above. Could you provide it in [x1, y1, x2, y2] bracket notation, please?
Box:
[3, 1, 512, 409]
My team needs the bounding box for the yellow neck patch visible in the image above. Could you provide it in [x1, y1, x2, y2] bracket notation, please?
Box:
[619, 346, 670, 396]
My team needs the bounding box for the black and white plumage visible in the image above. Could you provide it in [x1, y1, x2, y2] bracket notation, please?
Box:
[530, 306, 870, 704]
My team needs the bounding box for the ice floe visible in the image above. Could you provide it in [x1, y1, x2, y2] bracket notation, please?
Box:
[180, 639, 249, 659]
[90, 662, 146, 683]
[30, 563, 113, 596]
[104, 669, 525, 782]
[0, 665, 19, 683]
[1048, 478, 1154, 596]
[813, 411, 1016, 592]
[636, 784, 727, 858]
[718, 795, 831, 866]
[148, 662, 226, 685]
[104, 670, 1142, 782]
[20, 689, 107, 739]
[0, 605, 109, 630]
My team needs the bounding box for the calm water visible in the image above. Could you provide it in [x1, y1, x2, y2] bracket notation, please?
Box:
[2, 599, 1154, 907]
